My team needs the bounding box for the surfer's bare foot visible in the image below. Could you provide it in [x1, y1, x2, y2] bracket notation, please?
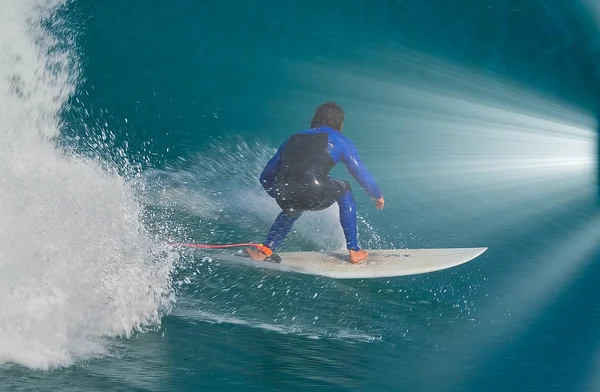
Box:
[244, 247, 267, 261]
[349, 249, 368, 264]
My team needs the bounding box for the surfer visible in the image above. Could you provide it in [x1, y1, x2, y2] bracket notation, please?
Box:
[245, 102, 384, 264]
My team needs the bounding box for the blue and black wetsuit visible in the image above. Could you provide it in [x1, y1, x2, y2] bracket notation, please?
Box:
[259, 125, 382, 252]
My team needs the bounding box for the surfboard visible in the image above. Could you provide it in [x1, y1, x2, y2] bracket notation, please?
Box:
[201, 247, 488, 279]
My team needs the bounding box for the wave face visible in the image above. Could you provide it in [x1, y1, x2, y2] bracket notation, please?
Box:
[0, 0, 177, 370]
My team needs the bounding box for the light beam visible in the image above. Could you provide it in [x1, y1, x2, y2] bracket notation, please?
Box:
[277, 47, 596, 243]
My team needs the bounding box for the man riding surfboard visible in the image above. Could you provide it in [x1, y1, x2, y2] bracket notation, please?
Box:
[246, 102, 384, 264]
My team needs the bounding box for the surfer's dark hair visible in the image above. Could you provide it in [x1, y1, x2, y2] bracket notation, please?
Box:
[310, 102, 345, 132]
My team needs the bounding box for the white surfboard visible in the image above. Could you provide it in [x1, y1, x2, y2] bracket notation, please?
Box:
[203, 247, 488, 279]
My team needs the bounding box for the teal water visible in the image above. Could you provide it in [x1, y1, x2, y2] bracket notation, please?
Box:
[1, 0, 599, 391]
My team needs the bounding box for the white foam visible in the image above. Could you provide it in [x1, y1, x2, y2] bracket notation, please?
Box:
[0, 0, 177, 370]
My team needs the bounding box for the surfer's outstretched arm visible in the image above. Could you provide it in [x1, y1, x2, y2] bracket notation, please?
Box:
[340, 137, 383, 203]
[259, 141, 286, 197]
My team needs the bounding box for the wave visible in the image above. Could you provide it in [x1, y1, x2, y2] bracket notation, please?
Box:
[0, 0, 177, 370]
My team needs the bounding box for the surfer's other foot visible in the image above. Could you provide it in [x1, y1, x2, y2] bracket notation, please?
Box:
[349, 249, 368, 264]
[245, 247, 267, 261]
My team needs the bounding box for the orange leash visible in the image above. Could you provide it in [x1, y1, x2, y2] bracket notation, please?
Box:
[167, 242, 273, 257]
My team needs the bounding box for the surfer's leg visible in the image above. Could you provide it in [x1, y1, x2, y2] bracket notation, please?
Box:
[264, 209, 303, 252]
[324, 178, 360, 252]
[245, 209, 303, 261]
[337, 189, 358, 251]
[336, 187, 369, 264]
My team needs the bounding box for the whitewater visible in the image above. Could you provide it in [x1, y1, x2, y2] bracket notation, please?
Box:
[0, 0, 177, 370]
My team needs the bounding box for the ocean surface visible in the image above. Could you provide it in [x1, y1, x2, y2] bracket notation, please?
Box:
[1, 0, 599, 391]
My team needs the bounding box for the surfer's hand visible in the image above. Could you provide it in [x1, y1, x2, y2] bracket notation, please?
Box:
[374, 196, 384, 210]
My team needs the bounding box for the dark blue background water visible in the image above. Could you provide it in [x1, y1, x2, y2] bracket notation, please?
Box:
[4, 0, 600, 391]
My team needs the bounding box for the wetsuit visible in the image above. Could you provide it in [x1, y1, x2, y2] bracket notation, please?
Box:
[259, 125, 382, 252]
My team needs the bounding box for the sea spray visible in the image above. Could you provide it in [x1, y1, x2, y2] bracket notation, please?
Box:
[0, 0, 177, 370]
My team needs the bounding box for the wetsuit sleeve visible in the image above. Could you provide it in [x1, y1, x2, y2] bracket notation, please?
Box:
[342, 139, 382, 200]
[259, 141, 286, 197]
